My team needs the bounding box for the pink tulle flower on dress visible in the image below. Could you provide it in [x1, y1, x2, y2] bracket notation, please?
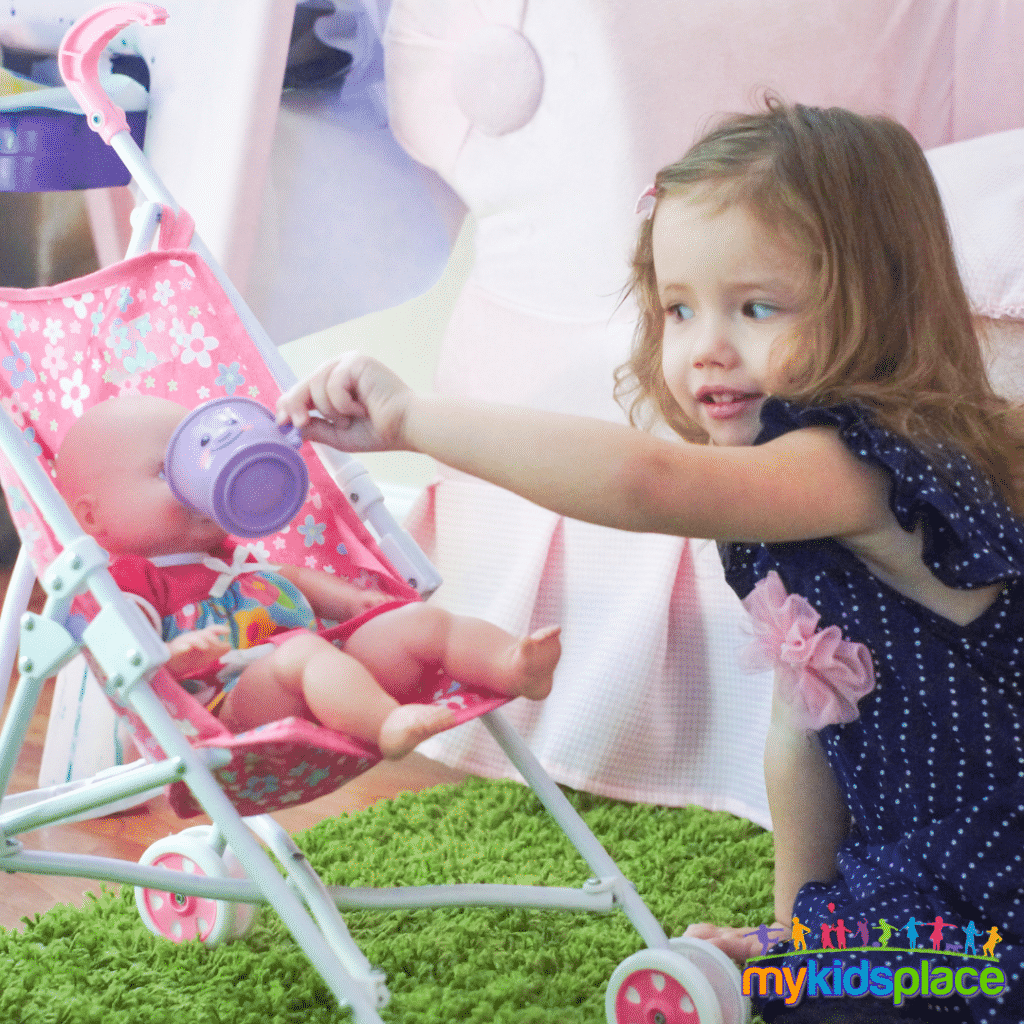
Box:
[741, 571, 876, 730]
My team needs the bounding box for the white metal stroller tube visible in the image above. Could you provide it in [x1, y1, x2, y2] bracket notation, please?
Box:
[483, 709, 672, 952]
[0, 544, 36, 710]
[127, 683, 386, 1022]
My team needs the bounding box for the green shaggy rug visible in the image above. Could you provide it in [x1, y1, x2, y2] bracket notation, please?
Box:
[0, 777, 773, 1023]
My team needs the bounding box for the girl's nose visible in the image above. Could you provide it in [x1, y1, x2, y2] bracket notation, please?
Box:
[690, 316, 739, 369]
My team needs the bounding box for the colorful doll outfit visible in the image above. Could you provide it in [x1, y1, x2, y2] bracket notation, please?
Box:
[724, 399, 1022, 1023]
[108, 544, 400, 710]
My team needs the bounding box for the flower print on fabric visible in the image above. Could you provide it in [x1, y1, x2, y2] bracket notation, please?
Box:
[62, 292, 94, 319]
[215, 361, 245, 396]
[41, 343, 68, 377]
[3, 340, 36, 389]
[171, 318, 219, 368]
[6, 311, 26, 337]
[58, 369, 91, 418]
[297, 515, 326, 547]
[741, 570, 876, 730]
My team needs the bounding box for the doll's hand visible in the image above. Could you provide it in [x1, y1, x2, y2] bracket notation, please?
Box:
[276, 352, 414, 453]
[165, 624, 232, 678]
[332, 579, 392, 618]
[683, 921, 791, 964]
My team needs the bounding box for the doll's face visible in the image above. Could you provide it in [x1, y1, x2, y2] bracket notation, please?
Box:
[57, 396, 229, 556]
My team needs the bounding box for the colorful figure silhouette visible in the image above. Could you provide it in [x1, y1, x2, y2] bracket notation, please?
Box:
[982, 927, 1003, 959]
[876, 919, 894, 948]
[856, 919, 871, 948]
[820, 922, 834, 949]
[901, 916, 920, 949]
[928, 916, 956, 952]
[791, 917, 811, 952]
[834, 919, 850, 950]
[744, 924, 787, 956]
[962, 921, 982, 956]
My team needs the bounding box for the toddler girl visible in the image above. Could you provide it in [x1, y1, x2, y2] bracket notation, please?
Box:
[278, 100, 1022, 1021]
[55, 394, 560, 760]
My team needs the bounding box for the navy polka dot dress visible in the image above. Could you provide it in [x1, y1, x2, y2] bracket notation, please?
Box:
[722, 399, 1023, 1023]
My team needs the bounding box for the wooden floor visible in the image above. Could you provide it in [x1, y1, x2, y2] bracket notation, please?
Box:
[0, 568, 467, 933]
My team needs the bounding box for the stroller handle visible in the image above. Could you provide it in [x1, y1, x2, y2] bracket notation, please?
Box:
[58, 2, 168, 144]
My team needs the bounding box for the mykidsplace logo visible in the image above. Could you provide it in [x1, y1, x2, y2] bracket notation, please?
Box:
[741, 911, 1007, 1009]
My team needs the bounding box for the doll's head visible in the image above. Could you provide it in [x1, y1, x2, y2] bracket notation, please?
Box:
[617, 99, 988, 451]
[55, 394, 229, 556]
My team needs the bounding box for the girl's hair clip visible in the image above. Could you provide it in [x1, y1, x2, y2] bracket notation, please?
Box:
[635, 185, 657, 220]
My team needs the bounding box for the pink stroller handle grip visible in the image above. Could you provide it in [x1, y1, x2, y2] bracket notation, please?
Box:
[58, 2, 168, 144]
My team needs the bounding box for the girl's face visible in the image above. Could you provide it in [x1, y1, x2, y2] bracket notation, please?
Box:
[653, 193, 808, 446]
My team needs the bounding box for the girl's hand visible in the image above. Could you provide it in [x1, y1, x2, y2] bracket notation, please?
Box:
[277, 352, 414, 453]
[683, 921, 791, 965]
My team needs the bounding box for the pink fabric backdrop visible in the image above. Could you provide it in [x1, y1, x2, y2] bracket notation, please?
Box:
[382, 0, 1024, 826]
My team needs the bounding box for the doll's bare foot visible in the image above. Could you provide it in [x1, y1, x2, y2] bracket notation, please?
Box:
[378, 703, 457, 760]
[502, 625, 561, 700]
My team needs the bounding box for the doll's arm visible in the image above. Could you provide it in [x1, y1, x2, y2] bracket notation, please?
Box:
[164, 623, 232, 678]
[276, 563, 391, 622]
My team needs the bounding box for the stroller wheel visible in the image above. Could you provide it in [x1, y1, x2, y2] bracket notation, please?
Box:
[668, 938, 751, 1024]
[606, 948, 723, 1024]
[135, 833, 238, 946]
[177, 825, 259, 939]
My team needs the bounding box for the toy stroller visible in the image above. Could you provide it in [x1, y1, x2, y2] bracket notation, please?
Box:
[0, 6, 750, 1022]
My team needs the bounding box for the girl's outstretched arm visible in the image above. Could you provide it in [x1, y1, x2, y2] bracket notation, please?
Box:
[278, 353, 889, 545]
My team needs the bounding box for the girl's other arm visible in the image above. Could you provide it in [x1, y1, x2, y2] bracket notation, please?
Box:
[278, 354, 889, 545]
[765, 697, 849, 924]
[685, 691, 849, 964]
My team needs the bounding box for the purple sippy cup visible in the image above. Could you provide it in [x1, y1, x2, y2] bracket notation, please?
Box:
[164, 396, 308, 537]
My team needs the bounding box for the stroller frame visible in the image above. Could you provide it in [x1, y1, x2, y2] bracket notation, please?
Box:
[0, 6, 748, 1023]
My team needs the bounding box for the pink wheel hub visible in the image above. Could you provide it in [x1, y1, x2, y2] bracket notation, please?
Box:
[614, 967, 703, 1024]
[138, 851, 224, 942]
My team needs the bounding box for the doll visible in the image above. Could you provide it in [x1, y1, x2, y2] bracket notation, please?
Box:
[55, 395, 560, 759]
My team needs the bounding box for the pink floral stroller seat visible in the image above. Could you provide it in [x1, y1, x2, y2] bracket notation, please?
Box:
[0, 7, 750, 1022]
[0, 201, 508, 818]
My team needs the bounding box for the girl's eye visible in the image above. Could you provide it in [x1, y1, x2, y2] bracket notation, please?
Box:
[667, 303, 694, 322]
[744, 301, 777, 320]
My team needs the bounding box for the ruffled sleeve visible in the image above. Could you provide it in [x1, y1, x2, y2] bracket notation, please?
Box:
[754, 398, 1024, 589]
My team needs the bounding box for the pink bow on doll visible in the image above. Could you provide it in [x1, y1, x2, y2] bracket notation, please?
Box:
[741, 571, 876, 730]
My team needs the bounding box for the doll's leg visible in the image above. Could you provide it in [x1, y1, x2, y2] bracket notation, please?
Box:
[218, 633, 454, 758]
[343, 604, 561, 702]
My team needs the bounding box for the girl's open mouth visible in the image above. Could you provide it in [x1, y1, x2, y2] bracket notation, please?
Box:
[698, 391, 763, 419]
